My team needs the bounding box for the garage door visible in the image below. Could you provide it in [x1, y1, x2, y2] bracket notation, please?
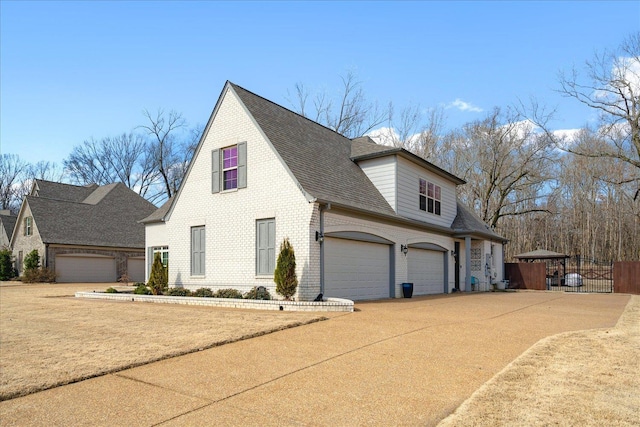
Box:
[324, 237, 390, 300]
[407, 248, 444, 295]
[56, 255, 116, 283]
[127, 257, 145, 283]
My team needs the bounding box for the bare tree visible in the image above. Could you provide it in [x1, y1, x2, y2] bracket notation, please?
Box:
[452, 107, 556, 229]
[62, 110, 199, 205]
[0, 154, 28, 213]
[139, 109, 189, 200]
[27, 161, 65, 182]
[289, 71, 391, 138]
[64, 133, 148, 190]
[557, 32, 640, 197]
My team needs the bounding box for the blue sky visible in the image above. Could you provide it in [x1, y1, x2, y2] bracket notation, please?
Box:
[2, 1, 639, 165]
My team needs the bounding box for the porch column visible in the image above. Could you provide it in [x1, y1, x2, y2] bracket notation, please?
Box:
[465, 236, 471, 291]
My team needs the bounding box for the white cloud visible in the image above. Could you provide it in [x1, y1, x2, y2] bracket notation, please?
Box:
[446, 98, 483, 113]
[367, 127, 423, 148]
[551, 128, 581, 150]
[367, 127, 399, 147]
[594, 55, 640, 104]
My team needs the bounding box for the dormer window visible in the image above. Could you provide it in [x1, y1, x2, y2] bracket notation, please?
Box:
[419, 179, 441, 216]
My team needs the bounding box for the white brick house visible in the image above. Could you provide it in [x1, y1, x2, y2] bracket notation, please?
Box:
[142, 82, 506, 301]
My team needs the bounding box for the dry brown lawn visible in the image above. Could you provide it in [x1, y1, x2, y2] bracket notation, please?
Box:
[438, 295, 640, 427]
[0, 282, 327, 401]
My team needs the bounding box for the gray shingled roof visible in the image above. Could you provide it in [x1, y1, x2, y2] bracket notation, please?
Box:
[451, 201, 506, 241]
[140, 197, 173, 224]
[231, 83, 396, 217]
[158, 82, 504, 241]
[1, 213, 17, 240]
[28, 181, 157, 248]
[232, 83, 503, 240]
[33, 180, 98, 202]
[350, 136, 398, 157]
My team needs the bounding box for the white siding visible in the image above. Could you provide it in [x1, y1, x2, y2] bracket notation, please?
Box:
[145, 222, 168, 281]
[357, 156, 397, 212]
[396, 157, 457, 228]
[164, 87, 318, 300]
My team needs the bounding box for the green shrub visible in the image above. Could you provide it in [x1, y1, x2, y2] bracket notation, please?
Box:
[213, 288, 243, 299]
[192, 287, 214, 298]
[105, 287, 118, 293]
[24, 249, 40, 272]
[274, 238, 297, 300]
[0, 249, 15, 280]
[22, 267, 56, 283]
[147, 252, 168, 295]
[244, 286, 272, 300]
[166, 287, 192, 296]
[133, 283, 151, 295]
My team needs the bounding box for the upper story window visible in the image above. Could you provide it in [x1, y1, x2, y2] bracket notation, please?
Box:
[419, 179, 441, 216]
[24, 217, 33, 236]
[222, 146, 238, 190]
[212, 142, 247, 193]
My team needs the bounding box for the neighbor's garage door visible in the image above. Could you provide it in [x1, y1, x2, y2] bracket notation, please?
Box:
[56, 255, 116, 283]
[127, 257, 145, 283]
[407, 248, 444, 295]
[324, 237, 390, 300]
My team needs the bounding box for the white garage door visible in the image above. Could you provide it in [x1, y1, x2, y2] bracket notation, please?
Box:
[127, 257, 145, 283]
[407, 249, 444, 295]
[324, 238, 390, 301]
[56, 255, 116, 283]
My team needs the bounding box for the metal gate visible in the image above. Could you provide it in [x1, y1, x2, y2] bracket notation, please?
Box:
[546, 256, 613, 293]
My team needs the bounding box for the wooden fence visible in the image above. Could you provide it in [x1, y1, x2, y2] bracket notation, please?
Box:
[505, 261, 640, 294]
[504, 263, 546, 290]
[613, 262, 640, 295]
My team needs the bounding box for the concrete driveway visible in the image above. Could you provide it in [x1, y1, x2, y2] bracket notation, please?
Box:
[0, 291, 630, 426]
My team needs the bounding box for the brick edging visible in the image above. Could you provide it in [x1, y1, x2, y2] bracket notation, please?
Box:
[74, 292, 354, 312]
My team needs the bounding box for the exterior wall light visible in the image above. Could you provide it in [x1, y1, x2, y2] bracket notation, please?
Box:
[400, 244, 408, 255]
[315, 231, 324, 242]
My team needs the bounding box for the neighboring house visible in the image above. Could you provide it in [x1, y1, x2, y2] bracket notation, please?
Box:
[0, 210, 18, 249]
[141, 81, 506, 301]
[11, 180, 157, 282]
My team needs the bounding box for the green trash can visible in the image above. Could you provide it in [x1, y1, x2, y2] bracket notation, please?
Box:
[402, 283, 413, 298]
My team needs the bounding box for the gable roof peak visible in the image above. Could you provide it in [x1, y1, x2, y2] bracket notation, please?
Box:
[227, 82, 352, 143]
[228, 81, 396, 217]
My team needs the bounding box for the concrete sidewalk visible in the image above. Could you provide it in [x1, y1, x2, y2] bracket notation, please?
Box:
[0, 292, 630, 426]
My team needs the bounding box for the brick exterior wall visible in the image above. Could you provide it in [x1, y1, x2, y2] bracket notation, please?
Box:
[165, 87, 317, 299]
[11, 202, 45, 274]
